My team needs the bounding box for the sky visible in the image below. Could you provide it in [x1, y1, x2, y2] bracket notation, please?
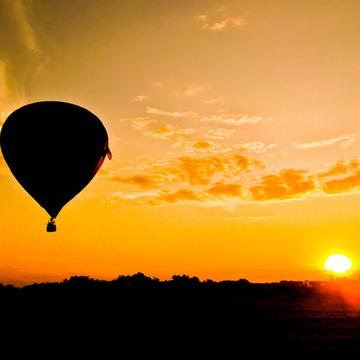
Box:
[1, 0, 360, 284]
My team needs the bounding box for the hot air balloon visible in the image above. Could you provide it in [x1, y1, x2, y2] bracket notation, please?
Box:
[0, 101, 112, 232]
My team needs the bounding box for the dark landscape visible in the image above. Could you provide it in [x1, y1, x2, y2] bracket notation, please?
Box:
[2, 273, 360, 355]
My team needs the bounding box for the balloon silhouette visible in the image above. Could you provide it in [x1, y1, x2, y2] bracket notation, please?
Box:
[0, 101, 112, 232]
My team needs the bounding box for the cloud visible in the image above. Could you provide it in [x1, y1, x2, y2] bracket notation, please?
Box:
[120, 117, 157, 131]
[321, 173, 360, 194]
[109, 155, 360, 206]
[112, 190, 161, 199]
[201, 114, 269, 126]
[108, 153, 262, 204]
[203, 127, 235, 140]
[130, 95, 149, 102]
[156, 189, 207, 204]
[292, 134, 357, 150]
[206, 181, 242, 197]
[197, 14, 246, 31]
[317, 160, 360, 178]
[317, 160, 360, 194]
[231, 154, 263, 173]
[0, 60, 12, 111]
[176, 139, 278, 155]
[12, 0, 39, 54]
[239, 141, 278, 153]
[169, 154, 261, 186]
[205, 17, 246, 31]
[144, 124, 197, 140]
[172, 156, 227, 185]
[146, 106, 196, 118]
[248, 159, 360, 201]
[0, 1, 44, 118]
[0, 59, 25, 119]
[122, 116, 236, 143]
[145, 124, 198, 140]
[146, 124, 175, 139]
[172, 128, 198, 138]
[250, 169, 316, 201]
[321, 171, 360, 194]
[165, 127, 235, 142]
[193, 140, 213, 150]
[110, 175, 160, 189]
[0, 60, 8, 102]
[143, 181, 244, 207]
[173, 140, 223, 154]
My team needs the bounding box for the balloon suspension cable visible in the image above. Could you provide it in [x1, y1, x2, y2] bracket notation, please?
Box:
[46, 218, 57, 233]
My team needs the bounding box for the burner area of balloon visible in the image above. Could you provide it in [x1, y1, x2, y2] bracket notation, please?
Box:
[47, 218, 57, 232]
[0, 101, 111, 232]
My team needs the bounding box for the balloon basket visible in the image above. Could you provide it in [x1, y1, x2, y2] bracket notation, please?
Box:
[47, 218, 56, 232]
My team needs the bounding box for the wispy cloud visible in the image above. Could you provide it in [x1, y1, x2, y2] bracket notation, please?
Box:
[120, 117, 157, 131]
[192, 140, 213, 151]
[239, 141, 278, 153]
[0, 1, 44, 119]
[321, 171, 360, 195]
[171, 156, 231, 185]
[203, 127, 235, 140]
[154, 189, 208, 204]
[147, 106, 196, 118]
[206, 181, 243, 197]
[250, 169, 316, 201]
[121, 117, 198, 140]
[112, 190, 161, 199]
[0, 60, 10, 114]
[145, 124, 198, 140]
[320, 174, 360, 194]
[317, 160, 359, 178]
[0, 59, 25, 119]
[196, 14, 246, 32]
[130, 95, 149, 102]
[146, 124, 175, 139]
[12, 0, 39, 54]
[293, 134, 357, 150]
[110, 174, 161, 189]
[204, 17, 246, 31]
[201, 114, 270, 126]
[121, 116, 236, 143]
[317, 160, 360, 195]
[146, 184, 245, 207]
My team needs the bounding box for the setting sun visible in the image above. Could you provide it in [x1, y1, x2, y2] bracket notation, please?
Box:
[325, 255, 353, 274]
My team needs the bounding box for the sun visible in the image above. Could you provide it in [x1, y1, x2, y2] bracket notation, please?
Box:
[324, 254, 352, 274]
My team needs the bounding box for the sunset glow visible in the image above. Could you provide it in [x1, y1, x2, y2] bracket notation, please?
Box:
[1, 1, 360, 284]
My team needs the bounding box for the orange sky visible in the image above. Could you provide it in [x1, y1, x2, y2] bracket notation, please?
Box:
[1, 0, 360, 284]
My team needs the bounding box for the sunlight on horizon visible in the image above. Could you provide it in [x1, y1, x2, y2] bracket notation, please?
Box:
[325, 254, 353, 275]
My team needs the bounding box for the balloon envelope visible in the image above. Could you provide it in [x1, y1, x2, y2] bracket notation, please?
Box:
[0, 101, 111, 220]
